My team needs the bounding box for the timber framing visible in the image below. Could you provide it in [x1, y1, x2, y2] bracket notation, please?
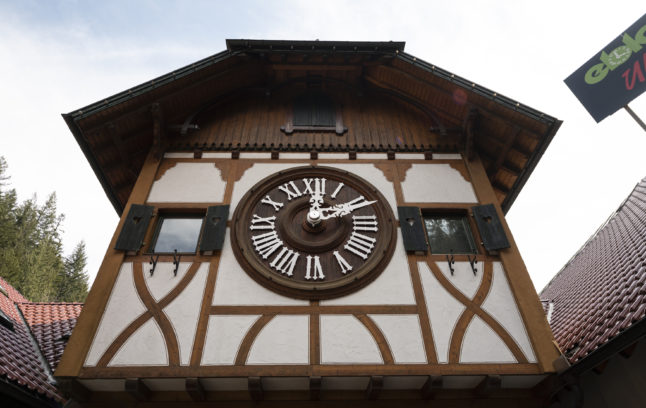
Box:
[63, 39, 561, 216]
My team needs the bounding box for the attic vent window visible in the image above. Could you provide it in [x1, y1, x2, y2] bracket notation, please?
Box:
[281, 92, 347, 135]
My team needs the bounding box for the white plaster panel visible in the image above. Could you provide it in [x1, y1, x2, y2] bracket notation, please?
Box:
[383, 376, 428, 390]
[318, 153, 348, 159]
[481, 262, 536, 362]
[396, 153, 426, 160]
[324, 163, 398, 216]
[201, 315, 260, 365]
[202, 152, 231, 158]
[460, 316, 516, 363]
[320, 233, 415, 305]
[357, 153, 388, 160]
[85, 263, 145, 366]
[164, 152, 193, 158]
[401, 163, 477, 203]
[229, 163, 305, 220]
[436, 261, 482, 300]
[213, 231, 308, 305]
[247, 315, 309, 364]
[163, 262, 209, 365]
[147, 162, 225, 203]
[320, 315, 382, 364]
[369, 315, 426, 364]
[279, 152, 311, 159]
[433, 153, 462, 160]
[109, 319, 168, 366]
[143, 262, 190, 302]
[239, 152, 272, 159]
[418, 261, 464, 364]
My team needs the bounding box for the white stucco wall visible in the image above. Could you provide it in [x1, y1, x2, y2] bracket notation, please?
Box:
[320, 315, 382, 364]
[401, 163, 477, 203]
[148, 162, 225, 202]
[247, 315, 309, 364]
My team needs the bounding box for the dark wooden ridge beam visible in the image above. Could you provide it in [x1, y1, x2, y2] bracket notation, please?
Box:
[125, 378, 150, 402]
[365, 375, 383, 400]
[185, 377, 205, 402]
[421, 375, 443, 399]
[248, 376, 263, 401]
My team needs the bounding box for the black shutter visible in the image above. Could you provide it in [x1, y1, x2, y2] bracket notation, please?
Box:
[115, 204, 154, 251]
[472, 204, 510, 251]
[200, 205, 229, 252]
[397, 206, 428, 253]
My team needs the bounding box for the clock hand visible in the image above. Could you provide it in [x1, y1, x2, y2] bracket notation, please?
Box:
[318, 195, 376, 220]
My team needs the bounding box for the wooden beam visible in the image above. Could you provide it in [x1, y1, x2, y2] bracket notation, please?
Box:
[475, 375, 501, 398]
[248, 377, 263, 401]
[365, 376, 383, 400]
[125, 378, 150, 401]
[488, 126, 521, 177]
[309, 376, 321, 400]
[271, 64, 361, 71]
[185, 377, 205, 402]
[464, 108, 478, 161]
[421, 375, 443, 400]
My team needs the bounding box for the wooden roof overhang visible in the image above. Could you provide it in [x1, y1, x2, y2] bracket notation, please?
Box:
[63, 39, 561, 216]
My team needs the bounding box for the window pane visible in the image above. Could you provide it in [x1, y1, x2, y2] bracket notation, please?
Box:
[424, 215, 476, 254]
[153, 218, 203, 253]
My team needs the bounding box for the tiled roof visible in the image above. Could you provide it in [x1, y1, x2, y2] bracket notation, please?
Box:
[19, 302, 83, 372]
[0, 276, 83, 404]
[541, 177, 646, 364]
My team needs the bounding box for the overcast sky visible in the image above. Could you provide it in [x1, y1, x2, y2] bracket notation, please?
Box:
[0, 1, 645, 292]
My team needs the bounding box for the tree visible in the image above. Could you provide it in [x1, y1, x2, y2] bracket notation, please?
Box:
[55, 242, 89, 302]
[0, 156, 89, 302]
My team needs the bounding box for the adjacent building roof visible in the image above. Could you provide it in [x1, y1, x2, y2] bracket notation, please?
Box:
[0, 276, 82, 406]
[541, 177, 646, 364]
[64, 39, 561, 216]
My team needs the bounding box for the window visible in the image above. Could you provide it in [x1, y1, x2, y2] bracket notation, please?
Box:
[152, 216, 204, 254]
[281, 92, 347, 135]
[423, 214, 477, 254]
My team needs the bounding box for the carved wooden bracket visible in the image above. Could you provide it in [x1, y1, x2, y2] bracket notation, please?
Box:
[463, 108, 479, 161]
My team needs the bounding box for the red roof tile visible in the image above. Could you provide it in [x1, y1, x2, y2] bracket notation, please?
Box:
[541, 177, 646, 364]
[0, 276, 83, 404]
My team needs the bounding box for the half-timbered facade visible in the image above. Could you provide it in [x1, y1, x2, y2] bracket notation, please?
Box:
[57, 40, 563, 406]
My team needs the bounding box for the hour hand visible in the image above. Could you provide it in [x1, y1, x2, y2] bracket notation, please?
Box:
[319, 195, 376, 219]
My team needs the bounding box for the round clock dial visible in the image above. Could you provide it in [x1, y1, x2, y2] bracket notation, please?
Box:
[231, 166, 396, 299]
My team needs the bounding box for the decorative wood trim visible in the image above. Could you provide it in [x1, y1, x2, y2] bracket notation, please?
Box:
[448, 262, 494, 363]
[248, 377, 263, 401]
[309, 376, 321, 400]
[132, 262, 180, 366]
[408, 256, 438, 364]
[449, 161, 471, 182]
[464, 154, 560, 372]
[78, 363, 542, 378]
[235, 315, 275, 365]
[58, 379, 91, 402]
[146, 202, 224, 210]
[154, 160, 178, 181]
[425, 258, 528, 363]
[475, 375, 502, 397]
[210, 305, 418, 315]
[95, 261, 202, 367]
[125, 378, 150, 401]
[190, 258, 221, 366]
[355, 314, 394, 365]
[55, 149, 162, 377]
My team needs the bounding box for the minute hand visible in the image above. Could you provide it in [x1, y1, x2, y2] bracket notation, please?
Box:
[319, 195, 376, 219]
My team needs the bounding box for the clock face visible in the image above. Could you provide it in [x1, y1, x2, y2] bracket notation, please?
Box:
[231, 166, 396, 299]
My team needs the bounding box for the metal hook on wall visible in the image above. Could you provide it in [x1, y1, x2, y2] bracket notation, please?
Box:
[446, 250, 455, 275]
[149, 254, 159, 276]
[468, 255, 478, 276]
[172, 249, 181, 276]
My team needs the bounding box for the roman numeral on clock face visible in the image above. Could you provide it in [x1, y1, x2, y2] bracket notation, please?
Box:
[278, 181, 303, 200]
[269, 246, 299, 277]
[302, 178, 327, 196]
[305, 255, 325, 280]
[261, 195, 284, 211]
[330, 182, 344, 199]
[352, 215, 378, 232]
[333, 250, 353, 274]
[344, 232, 377, 260]
[252, 231, 283, 259]
[250, 214, 276, 230]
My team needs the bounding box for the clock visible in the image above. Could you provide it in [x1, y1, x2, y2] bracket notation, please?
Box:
[231, 166, 396, 299]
